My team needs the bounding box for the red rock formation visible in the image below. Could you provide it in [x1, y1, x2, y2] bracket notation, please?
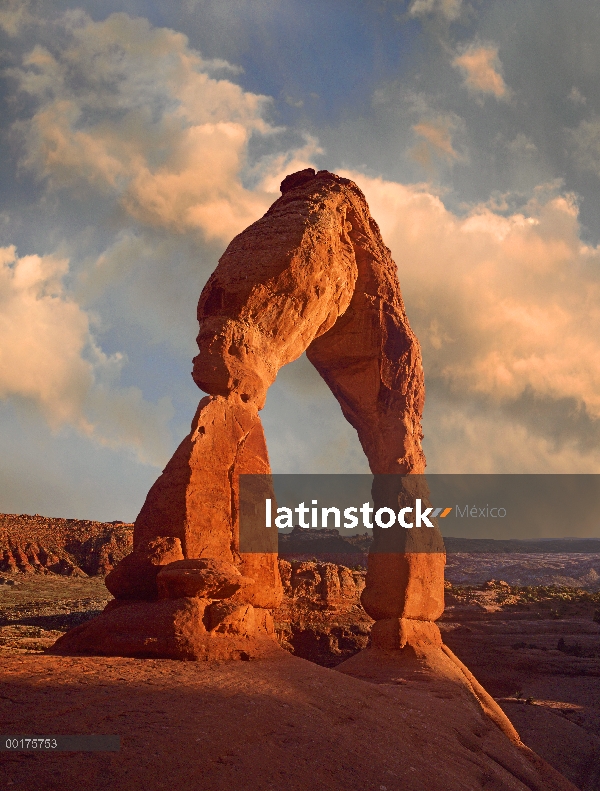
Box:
[193, 167, 426, 474]
[103, 395, 282, 608]
[278, 559, 366, 611]
[51, 168, 443, 661]
[52, 596, 277, 661]
[193, 169, 358, 409]
[194, 168, 444, 625]
[0, 513, 133, 576]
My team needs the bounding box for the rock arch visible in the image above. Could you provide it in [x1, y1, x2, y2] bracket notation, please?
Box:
[51, 169, 445, 660]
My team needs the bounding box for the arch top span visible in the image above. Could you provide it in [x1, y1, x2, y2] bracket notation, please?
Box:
[193, 168, 425, 475]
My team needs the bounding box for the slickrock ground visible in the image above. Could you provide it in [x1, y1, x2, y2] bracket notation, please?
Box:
[1, 567, 597, 788]
[0, 650, 577, 791]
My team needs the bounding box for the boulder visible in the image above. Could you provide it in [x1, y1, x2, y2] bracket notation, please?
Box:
[50, 597, 277, 661]
[105, 537, 184, 599]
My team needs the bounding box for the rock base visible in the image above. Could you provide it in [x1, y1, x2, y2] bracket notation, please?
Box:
[370, 616, 442, 649]
[337, 619, 520, 744]
[48, 598, 281, 661]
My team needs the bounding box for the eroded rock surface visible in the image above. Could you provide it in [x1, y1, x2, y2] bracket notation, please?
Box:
[274, 559, 372, 667]
[0, 513, 133, 577]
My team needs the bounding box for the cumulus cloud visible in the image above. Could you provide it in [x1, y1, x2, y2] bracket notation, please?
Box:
[1, 8, 324, 474]
[5, 4, 600, 488]
[9, 11, 307, 243]
[0, 245, 90, 426]
[453, 43, 509, 100]
[0, 245, 173, 465]
[339, 171, 600, 471]
[350, 173, 600, 414]
[423, 395, 600, 474]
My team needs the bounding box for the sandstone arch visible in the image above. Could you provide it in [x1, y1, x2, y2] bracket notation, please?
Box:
[51, 168, 445, 660]
[49, 169, 538, 757]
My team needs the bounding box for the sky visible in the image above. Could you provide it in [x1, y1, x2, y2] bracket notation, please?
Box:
[2, 0, 600, 524]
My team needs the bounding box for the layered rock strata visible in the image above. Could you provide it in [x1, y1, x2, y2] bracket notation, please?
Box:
[0, 513, 132, 577]
[51, 168, 443, 661]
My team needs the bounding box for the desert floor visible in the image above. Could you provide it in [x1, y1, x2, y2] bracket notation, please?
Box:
[1, 575, 599, 790]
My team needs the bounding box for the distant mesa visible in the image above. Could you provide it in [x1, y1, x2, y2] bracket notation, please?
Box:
[0, 513, 133, 577]
[279, 525, 367, 554]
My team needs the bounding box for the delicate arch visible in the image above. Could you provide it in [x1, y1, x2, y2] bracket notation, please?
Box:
[106, 169, 443, 623]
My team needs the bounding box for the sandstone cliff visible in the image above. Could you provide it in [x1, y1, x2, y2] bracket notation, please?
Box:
[0, 513, 133, 577]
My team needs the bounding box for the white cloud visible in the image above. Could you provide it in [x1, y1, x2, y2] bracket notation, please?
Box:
[0, 245, 90, 427]
[423, 398, 600, 474]
[10, 11, 310, 243]
[340, 172, 600, 470]
[2, 9, 323, 469]
[453, 43, 509, 100]
[0, 245, 173, 465]
[350, 174, 600, 413]
[6, 4, 600, 484]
